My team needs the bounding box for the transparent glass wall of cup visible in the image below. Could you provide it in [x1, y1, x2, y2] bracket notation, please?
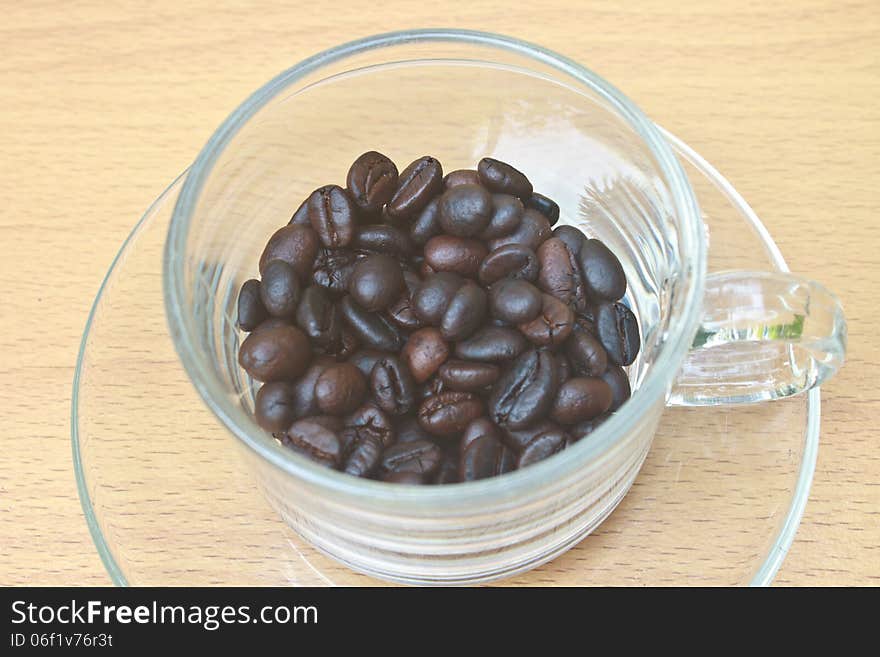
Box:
[164, 31, 845, 584]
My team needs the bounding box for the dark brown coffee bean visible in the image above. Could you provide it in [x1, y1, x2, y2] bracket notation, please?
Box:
[565, 327, 608, 377]
[295, 285, 343, 351]
[443, 169, 480, 189]
[423, 235, 487, 278]
[386, 156, 443, 220]
[412, 272, 463, 325]
[315, 362, 367, 415]
[342, 434, 384, 478]
[370, 356, 417, 415]
[348, 254, 405, 312]
[289, 197, 310, 226]
[489, 349, 559, 429]
[259, 259, 301, 318]
[570, 413, 610, 442]
[550, 377, 613, 425]
[578, 238, 627, 301]
[308, 184, 357, 248]
[477, 157, 533, 199]
[313, 248, 358, 296]
[386, 269, 424, 330]
[352, 224, 413, 257]
[595, 301, 640, 366]
[461, 417, 502, 451]
[501, 419, 566, 452]
[433, 454, 461, 484]
[259, 224, 320, 280]
[480, 194, 524, 240]
[518, 294, 575, 347]
[552, 224, 585, 255]
[334, 325, 360, 361]
[438, 184, 493, 237]
[395, 415, 435, 444]
[517, 426, 567, 468]
[381, 439, 442, 477]
[237, 279, 268, 331]
[418, 391, 484, 437]
[601, 364, 631, 411]
[402, 327, 449, 383]
[489, 279, 542, 324]
[349, 349, 392, 378]
[525, 192, 560, 225]
[454, 326, 527, 363]
[487, 208, 552, 251]
[239, 324, 311, 382]
[341, 403, 395, 450]
[440, 281, 487, 341]
[339, 296, 403, 351]
[438, 360, 500, 392]
[254, 381, 299, 433]
[478, 244, 539, 286]
[410, 197, 442, 246]
[284, 418, 342, 468]
[418, 374, 446, 401]
[537, 237, 581, 305]
[285, 356, 335, 420]
[346, 151, 399, 213]
[460, 434, 516, 481]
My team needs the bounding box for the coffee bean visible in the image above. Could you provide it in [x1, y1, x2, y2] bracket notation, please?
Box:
[423, 235, 487, 278]
[490, 279, 542, 324]
[239, 324, 311, 382]
[342, 403, 395, 450]
[418, 375, 446, 401]
[418, 391, 484, 437]
[565, 326, 608, 377]
[501, 420, 566, 453]
[386, 269, 424, 331]
[308, 184, 357, 248]
[517, 426, 567, 468]
[259, 224, 320, 280]
[601, 364, 631, 411]
[237, 279, 268, 331]
[487, 208, 552, 251]
[478, 244, 539, 286]
[387, 156, 443, 220]
[595, 301, 640, 366]
[334, 325, 360, 361]
[489, 349, 559, 429]
[314, 362, 367, 416]
[352, 224, 413, 257]
[461, 417, 502, 451]
[402, 327, 449, 383]
[284, 418, 342, 468]
[410, 197, 442, 246]
[440, 281, 487, 341]
[480, 194, 524, 240]
[552, 225, 585, 257]
[460, 434, 516, 481]
[412, 272, 463, 325]
[454, 326, 527, 362]
[525, 193, 560, 225]
[348, 254, 405, 312]
[438, 184, 493, 237]
[570, 413, 610, 442]
[395, 415, 435, 444]
[433, 454, 461, 484]
[339, 296, 403, 351]
[313, 248, 358, 296]
[289, 198, 310, 226]
[346, 151, 399, 213]
[438, 360, 500, 392]
[550, 377, 613, 425]
[285, 356, 335, 420]
[370, 356, 417, 415]
[254, 381, 299, 433]
[444, 169, 480, 189]
[477, 157, 533, 199]
[349, 348, 392, 378]
[295, 285, 343, 351]
[342, 434, 384, 478]
[578, 238, 626, 301]
[381, 439, 442, 478]
[259, 259, 301, 318]
[537, 237, 582, 305]
[518, 293, 575, 347]
[555, 352, 572, 387]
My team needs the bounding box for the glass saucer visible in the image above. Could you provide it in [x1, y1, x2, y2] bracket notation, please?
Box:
[72, 129, 818, 586]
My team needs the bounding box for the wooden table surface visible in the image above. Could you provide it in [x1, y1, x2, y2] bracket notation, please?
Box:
[1, 1, 877, 586]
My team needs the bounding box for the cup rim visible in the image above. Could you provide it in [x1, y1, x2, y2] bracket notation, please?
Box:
[163, 28, 707, 505]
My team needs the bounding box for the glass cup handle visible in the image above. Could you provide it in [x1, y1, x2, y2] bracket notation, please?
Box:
[668, 270, 846, 406]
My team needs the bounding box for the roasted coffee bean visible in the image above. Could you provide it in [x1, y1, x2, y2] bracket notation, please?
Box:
[460, 434, 516, 481]
[578, 238, 626, 301]
[480, 194, 524, 240]
[352, 224, 413, 257]
[237, 279, 268, 331]
[402, 327, 449, 383]
[387, 156, 443, 220]
[552, 224, 585, 257]
[501, 419, 566, 452]
[386, 269, 424, 330]
[314, 362, 367, 415]
[537, 237, 581, 305]
[254, 381, 299, 433]
[381, 439, 442, 477]
[334, 325, 360, 361]
[418, 391, 484, 437]
[440, 281, 487, 341]
[348, 254, 405, 312]
[565, 327, 608, 377]
[433, 454, 461, 484]
[489, 279, 542, 324]
[346, 151, 399, 213]
[595, 301, 641, 366]
[438, 360, 500, 392]
[487, 208, 552, 251]
[308, 184, 357, 248]
[550, 377, 613, 425]
[342, 434, 384, 478]
[295, 285, 343, 350]
[477, 157, 533, 199]
[478, 244, 539, 286]
[461, 417, 502, 451]
[489, 349, 559, 429]
[570, 413, 610, 442]
[455, 326, 527, 363]
[517, 426, 567, 468]
[284, 418, 342, 468]
[395, 415, 435, 444]
[518, 293, 575, 347]
[349, 348, 392, 378]
[370, 356, 417, 415]
[525, 193, 560, 225]
[555, 353, 572, 386]
[285, 356, 335, 420]
[239, 324, 311, 382]
[410, 197, 442, 247]
[418, 375, 446, 400]
[443, 169, 480, 189]
[423, 235, 487, 278]
[339, 296, 403, 351]
[438, 184, 493, 237]
[341, 403, 395, 449]
[259, 225, 320, 281]
[289, 197, 310, 226]
[412, 272, 463, 325]
[313, 248, 358, 296]
[259, 259, 301, 318]
[601, 364, 631, 411]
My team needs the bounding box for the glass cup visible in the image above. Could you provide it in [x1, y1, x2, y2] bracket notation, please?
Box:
[163, 29, 846, 584]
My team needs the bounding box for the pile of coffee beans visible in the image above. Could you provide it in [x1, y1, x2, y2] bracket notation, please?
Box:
[237, 152, 640, 484]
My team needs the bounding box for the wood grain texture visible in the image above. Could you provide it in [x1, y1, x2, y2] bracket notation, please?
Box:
[0, 0, 877, 585]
